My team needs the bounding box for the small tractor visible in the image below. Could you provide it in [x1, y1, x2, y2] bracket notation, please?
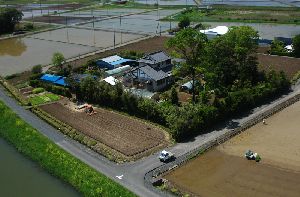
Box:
[245, 150, 261, 162]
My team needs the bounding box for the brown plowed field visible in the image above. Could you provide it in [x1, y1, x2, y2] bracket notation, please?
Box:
[40, 103, 168, 156]
[165, 101, 300, 197]
[258, 54, 300, 79]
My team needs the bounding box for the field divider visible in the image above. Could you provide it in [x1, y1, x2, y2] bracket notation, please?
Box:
[144, 89, 300, 196]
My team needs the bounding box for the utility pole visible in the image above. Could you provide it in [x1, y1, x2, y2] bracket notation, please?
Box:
[120, 14, 122, 44]
[40, 0, 42, 14]
[113, 25, 116, 49]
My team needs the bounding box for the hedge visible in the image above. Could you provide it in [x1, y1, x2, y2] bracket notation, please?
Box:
[0, 100, 136, 197]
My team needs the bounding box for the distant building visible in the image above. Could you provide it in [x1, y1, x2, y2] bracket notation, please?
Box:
[200, 26, 229, 40]
[96, 55, 135, 70]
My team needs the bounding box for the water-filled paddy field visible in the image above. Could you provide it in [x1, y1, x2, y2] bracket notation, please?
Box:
[165, 101, 300, 196]
[0, 27, 146, 76]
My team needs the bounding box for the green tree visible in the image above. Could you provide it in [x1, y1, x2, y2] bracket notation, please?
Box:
[293, 34, 300, 58]
[270, 39, 286, 55]
[31, 64, 42, 74]
[178, 16, 190, 29]
[167, 27, 207, 103]
[170, 86, 179, 105]
[0, 8, 23, 34]
[206, 26, 259, 89]
[52, 52, 65, 72]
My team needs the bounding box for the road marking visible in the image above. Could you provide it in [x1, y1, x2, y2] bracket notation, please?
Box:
[116, 175, 124, 180]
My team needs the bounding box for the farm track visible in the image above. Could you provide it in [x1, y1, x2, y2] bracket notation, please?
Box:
[40, 103, 167, 156]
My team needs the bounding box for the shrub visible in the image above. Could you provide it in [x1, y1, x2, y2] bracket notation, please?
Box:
[32, 87, 45, 94]
[31, 65, 42, 74]
[4, 73, 19, 80]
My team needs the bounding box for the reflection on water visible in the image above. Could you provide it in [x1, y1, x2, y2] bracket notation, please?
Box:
[0, 138, 79, 197]
[0, 38, 27, 56]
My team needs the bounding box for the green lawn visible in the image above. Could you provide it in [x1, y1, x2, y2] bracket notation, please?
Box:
[29, 93, 60, 105]
[0, 100, 137, 197]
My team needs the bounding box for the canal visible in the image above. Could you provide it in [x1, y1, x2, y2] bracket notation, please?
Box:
[0, 138, 80, 197]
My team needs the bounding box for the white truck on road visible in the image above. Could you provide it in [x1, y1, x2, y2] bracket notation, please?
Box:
[159, 150, 175, 162]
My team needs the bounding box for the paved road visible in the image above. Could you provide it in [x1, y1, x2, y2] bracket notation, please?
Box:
[1, 82, 300, 197]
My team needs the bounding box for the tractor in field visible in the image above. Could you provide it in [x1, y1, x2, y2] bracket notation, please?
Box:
[245, 150, 261, 162]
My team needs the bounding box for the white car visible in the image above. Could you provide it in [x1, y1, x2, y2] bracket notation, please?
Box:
[159, 150, 174, 162]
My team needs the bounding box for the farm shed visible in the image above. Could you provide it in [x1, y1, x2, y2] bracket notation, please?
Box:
[180, 80, 193, 92]
[40, 74, 67, 86]
[200, 26, 228, 40]
[96, 55, 134, 70]
[105, 65, 131, 76]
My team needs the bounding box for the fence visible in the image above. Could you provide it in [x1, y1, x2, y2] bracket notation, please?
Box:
[144, 92, 300, 196]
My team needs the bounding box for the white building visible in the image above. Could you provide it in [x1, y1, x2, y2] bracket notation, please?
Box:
[200, 26, 229, 40]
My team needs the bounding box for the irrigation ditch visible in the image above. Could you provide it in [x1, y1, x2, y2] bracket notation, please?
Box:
[144, 90, 300, 196]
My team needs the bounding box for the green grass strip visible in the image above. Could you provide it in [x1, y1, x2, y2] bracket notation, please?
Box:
[29, 94, 60, 105]
[0, 100, 136, 197]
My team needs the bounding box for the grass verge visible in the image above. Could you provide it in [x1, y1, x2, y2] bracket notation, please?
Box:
[0, 100, 136, 197]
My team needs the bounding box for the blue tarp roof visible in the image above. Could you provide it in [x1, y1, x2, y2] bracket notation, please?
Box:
[54, 77, 67, 86]
[40, 74, 67, 86]
[40, 74, 62, 82]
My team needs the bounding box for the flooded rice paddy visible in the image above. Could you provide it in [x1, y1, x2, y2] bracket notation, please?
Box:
[0, 26, 146, 76]
[165, 101, 300, 197]
[0, 36, 96, 76]
[204, 22, 300, 39]
[30, 28, 146, 48]
[0, 138, 80, 197]
[80, 10, 179, 34]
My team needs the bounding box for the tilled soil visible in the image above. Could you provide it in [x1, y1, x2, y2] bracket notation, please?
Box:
[165, 101, 300, 197]
[165, 150, 300, 197]
[258, 53, 300, 79]
[40, 103, 168, 156]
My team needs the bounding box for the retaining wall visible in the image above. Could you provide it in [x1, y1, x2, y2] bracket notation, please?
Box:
[144, 91, 300, 196]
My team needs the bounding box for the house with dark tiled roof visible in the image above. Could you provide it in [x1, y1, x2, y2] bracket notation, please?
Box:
[129, 51, 174, 91]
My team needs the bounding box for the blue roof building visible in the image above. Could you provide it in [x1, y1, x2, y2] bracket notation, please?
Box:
[96, 55, 134, 70]
[40, 74, 67, 86]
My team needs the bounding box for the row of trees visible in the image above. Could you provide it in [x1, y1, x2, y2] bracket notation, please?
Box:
[0, 8, 23, 34]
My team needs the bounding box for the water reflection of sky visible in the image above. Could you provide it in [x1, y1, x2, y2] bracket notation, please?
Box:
[80, 10, 180, 34]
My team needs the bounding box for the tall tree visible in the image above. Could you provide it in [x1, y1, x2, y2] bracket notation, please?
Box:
[293, 34, 300, 58]
[206, 26, 259, 89]
[167, 27, 207, 103]
[52, 52, 65, 72]
[0, 8, 23, 34]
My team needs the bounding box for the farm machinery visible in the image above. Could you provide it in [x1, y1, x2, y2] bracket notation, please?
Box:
[245, 150, 261, 162]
